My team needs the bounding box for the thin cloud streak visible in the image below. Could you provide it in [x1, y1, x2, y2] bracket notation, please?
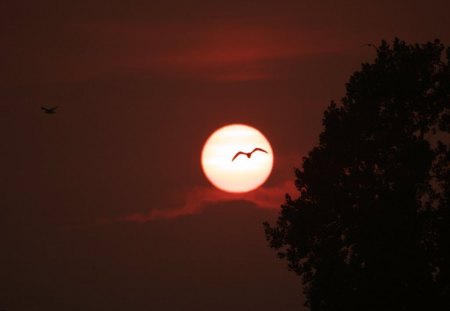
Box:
[4, 21, 353, 84]
[121, 180, 297, 222]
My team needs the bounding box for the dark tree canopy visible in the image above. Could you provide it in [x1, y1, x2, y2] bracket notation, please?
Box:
[265, 39, 450, 310]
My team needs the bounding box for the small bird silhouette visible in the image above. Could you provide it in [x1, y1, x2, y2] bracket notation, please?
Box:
[361, 43, 377, 50]
[232, 148, 268, 161]
[41, 106, 58, 114]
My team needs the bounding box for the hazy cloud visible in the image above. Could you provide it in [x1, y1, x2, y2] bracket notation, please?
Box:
[121, 179, 297, 222]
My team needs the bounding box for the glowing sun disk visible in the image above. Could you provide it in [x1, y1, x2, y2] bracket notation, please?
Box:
[201, 124, 274, 193]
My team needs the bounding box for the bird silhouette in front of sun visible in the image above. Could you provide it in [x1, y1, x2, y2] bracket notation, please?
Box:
[41, 106, 58, 114]
[232, 148, 268, 161]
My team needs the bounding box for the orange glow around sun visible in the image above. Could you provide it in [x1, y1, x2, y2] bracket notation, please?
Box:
[201, 124, 274, 193]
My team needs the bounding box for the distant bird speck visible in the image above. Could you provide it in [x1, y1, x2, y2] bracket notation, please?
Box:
[41, 106, 58, 114]
[361, 43, 377, 50]
[232, 148, 268, 161]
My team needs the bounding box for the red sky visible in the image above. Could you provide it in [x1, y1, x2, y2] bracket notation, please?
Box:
[1, 1, 450, 310]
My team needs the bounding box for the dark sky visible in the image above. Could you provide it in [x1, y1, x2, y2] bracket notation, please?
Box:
[1, 1, 450, 310]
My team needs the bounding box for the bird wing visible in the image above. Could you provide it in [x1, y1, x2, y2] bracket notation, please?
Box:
[252, 147, 268, 154]
[232, 151, 245, 161]
[41, 106, 58, 111]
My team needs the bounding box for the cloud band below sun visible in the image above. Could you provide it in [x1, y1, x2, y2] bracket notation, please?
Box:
[117, 180, 296, 223]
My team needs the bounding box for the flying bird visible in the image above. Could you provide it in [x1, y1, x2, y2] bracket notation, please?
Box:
[361, 43, 377, 50]
[41, 106, 58, 114]
[232, 148, 268, 161]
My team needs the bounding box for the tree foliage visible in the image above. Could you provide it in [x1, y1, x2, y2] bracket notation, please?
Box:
[264, 39, 450, 310]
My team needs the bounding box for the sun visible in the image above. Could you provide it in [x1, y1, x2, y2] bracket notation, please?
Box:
[201, 124, 274, 193]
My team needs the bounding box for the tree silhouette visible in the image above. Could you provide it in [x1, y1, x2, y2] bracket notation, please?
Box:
[264, 39, 450, 310]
